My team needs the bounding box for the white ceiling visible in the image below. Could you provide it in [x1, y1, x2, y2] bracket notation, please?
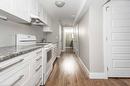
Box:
[39, 0, 87, 26]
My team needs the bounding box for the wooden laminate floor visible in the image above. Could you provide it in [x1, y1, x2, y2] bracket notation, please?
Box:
[45, 53, 130, 86]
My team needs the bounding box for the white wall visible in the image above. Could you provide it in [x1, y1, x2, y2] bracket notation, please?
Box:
[73, 24, 80, 56]
[89, 2, 104, 72]
[45, 18, 62, 56]
[78, 10, 90, 70]
[0, 20, 45, 47]
[46, 18, 60, 43]
[58, 24, 63, 56]
[77, 1, 105, 73]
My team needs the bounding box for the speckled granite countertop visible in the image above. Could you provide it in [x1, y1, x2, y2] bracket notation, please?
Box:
[0, 44, 46, 62]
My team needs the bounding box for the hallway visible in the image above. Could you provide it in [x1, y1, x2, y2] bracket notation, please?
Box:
[45, 53, 130, 86]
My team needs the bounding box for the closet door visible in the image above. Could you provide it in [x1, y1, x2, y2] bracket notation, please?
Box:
[104, 0, 130, 77]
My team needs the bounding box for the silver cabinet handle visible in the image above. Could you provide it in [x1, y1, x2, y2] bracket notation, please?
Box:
[36, 51, 42, 54]
[10, 75, 24, 86]
[35, 65, 42, 72]
[0, 59, 24, 72]
[36, 56, 42, 61]
[35, 77, 42, 86]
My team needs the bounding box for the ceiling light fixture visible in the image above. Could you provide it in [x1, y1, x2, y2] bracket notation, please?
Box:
[55, 0, 65, 7]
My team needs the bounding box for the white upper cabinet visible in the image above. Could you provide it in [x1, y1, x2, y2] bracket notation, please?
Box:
[43, 8, 48, 24]
[47, 16, 52, 26]
[31, 0, 39, 17]
[0, 0, 31, 22]
[12, 0, 31, 22]
[43, 26, 53, 33]
[0, 0, 12, 12]
[0, 0, 49, 25]
[38, 2, 48, 25]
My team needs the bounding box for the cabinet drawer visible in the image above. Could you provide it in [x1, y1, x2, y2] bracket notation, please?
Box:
[0, 64, 30, 86]
[35, 72, 42, 86]
[0, 58, 25, 80]
[0, 53, 32, 78]
[35, 49, 42, 56]
[31, 65, 42, 86]
[33, 49, 42, 70]
[44, 65, 53, 84]
[34, 55, 42, 68]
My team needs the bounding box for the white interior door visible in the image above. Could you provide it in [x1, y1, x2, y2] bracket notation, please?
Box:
[104, 0, 130, 77]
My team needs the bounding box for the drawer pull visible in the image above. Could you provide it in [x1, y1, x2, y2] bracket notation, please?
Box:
[11, 75, 24, 86]
[36, 51, 42, 54]
[36, 56, 42, 61]
[35, 77, 42, 86]
[35, 65, 42, 72]
[0, 59, 24, 72]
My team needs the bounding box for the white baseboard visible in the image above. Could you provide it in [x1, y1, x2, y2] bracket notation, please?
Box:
[77, 56, 90, 76]
[77, 55, 108, 79]
[89, 73, 108, 79]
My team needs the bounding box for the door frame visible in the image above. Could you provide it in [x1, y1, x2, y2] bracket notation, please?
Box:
[103, 1, 111, 79]
[63, 28, 66, 52]
[63, 27, 74, 52]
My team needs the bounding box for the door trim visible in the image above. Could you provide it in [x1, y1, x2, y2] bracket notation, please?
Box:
[103, 1, 111, 79]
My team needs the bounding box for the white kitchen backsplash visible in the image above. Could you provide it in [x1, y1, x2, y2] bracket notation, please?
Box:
[0, 20, 44, 47]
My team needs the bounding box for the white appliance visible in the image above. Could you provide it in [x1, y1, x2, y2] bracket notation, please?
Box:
[16, 34, 36, 46]
[38, 43, 54, 85]
[16, 34, 54, 85]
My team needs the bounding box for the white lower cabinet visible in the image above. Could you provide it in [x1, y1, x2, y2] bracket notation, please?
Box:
[32, 67, 42, 86]
[0, 48, 43, 86]
[44, 65, 53, 84]
[0, 63, 30, 86]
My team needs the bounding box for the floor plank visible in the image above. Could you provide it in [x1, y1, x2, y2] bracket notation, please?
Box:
[45, 53, 130, 86]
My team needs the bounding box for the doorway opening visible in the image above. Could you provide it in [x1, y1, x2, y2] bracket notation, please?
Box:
[63, 27, 74, 53]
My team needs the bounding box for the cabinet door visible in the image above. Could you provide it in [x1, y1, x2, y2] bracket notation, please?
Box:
[0, 64, 30, 86]
[38, 3, 43, 20]
[47, 17, 52, 26]
[0, 0, 13, 13]
[31, 0, 39, 17]
[12, 0, 30, 22]
[43, 8, 48, 24]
